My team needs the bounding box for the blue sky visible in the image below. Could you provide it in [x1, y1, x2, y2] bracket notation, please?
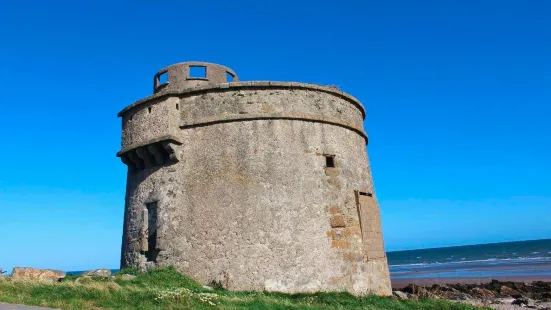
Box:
[1, 0, 550, 272]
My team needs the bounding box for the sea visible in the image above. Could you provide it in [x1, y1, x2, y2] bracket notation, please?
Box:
[387, 238, 551, 280]
[68, 239, 551, 280]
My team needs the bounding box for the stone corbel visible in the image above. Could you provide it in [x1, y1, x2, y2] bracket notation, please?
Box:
[128, 151, 145, 170]
[136, 147, 156, 168]
[147, 144, 166, 165]
[120, 154, 136, 171]
[117, 135, 183, 170]
[162, 142, 181, 163]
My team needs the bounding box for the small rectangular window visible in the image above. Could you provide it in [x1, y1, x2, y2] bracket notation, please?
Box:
[189, 66, 206, 78]
[325, 155, 335, 168]
[158, 72, 168, 84]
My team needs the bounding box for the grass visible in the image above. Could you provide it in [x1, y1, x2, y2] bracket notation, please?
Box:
[0, 267, 489, 310]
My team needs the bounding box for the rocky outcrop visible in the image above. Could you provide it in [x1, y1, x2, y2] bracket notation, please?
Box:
[81, 269, 111, 277]
[393, 280, 551, 310]
[11, 267, 66, 283]
[471, 287, 496, 299]
[500, 286, 522, 298]
[392, 290, 408, 300]
[401, 284, 436, 299]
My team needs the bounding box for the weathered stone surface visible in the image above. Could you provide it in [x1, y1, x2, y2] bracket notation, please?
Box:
[11, 268, 65, 283]
[330, 215, 346, 228]
[393, 290, 408, 299]
[494, 297, 516, 304]
[537, 302, 551, 310]
[501, 285, 523, 298]
[81, 269, 111, 277]
[402, 284, 435, 299]
[118, 62, 391, 296]
[471, 287, 496, 299]
[512, 297, 535, 307]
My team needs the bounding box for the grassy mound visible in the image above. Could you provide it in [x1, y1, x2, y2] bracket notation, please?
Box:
[0, 267, 488, 309]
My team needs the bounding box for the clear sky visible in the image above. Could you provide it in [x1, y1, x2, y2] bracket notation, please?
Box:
[1, 0, 550, 272]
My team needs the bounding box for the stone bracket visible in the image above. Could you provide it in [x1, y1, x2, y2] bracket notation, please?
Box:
[117, 135, 182, 171]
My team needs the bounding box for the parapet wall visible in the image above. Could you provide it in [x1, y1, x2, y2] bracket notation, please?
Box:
[119, 97, 181, 150]
[153, 62, 238, 93]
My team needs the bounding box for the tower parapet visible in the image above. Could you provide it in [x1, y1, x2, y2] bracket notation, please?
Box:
[153, 61, 238, 93]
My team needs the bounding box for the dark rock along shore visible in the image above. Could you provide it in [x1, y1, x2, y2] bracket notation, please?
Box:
[393, 280, 551, 309]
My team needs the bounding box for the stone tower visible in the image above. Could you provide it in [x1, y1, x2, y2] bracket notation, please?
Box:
[117, 61, 391, 296]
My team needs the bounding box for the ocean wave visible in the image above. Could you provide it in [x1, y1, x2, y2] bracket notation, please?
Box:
[389, 256, 551, 268]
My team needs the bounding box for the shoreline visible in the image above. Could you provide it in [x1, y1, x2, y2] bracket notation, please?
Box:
[392, 276, 551, 289]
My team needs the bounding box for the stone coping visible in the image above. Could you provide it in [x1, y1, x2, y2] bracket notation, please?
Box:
[118, 81, 366, 119]
[117, 134, 182, 157]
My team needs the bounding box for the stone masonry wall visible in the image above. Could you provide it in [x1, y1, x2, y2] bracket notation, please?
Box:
[121, 97, 180, 150]
[119, 81, 391, 296]
[179, 88, 363, 129]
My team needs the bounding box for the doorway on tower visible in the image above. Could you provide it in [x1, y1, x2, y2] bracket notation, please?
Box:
[355, 191, 386, 260]
[141, 201, 159, 263]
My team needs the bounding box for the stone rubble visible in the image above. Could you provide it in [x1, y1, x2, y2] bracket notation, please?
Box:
[393, 280, 551, 310]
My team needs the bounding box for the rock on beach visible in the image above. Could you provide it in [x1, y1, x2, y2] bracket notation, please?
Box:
[393, 280, 551, 310]
[81, 269, 111, 277]
[11, 268, 66, 283]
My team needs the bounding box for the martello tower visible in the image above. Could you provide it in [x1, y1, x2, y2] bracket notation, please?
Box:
[117, 62, 391, 296]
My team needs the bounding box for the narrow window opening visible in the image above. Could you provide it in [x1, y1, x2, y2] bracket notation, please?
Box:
[148, 106, 152, 113]
[158, 72, 168, 84]
[226, 72, 235, 82]
[144, 201, 159, 262]
[189, 66, 207, 78]
[325, 155, 335, 168]
[176, 103, 179, 110]
[129, 114, 133, 121]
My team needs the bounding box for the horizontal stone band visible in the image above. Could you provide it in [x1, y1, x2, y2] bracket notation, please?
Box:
[180, 112, 368, 144]
[117, 134, 183, 157]
[118, 81, 366, 119]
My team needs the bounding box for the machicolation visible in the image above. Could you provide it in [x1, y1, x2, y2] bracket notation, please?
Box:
[117, 61, 391, 296]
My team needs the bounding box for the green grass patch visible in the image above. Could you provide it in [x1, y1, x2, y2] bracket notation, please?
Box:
[0, 267, 489, 310]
